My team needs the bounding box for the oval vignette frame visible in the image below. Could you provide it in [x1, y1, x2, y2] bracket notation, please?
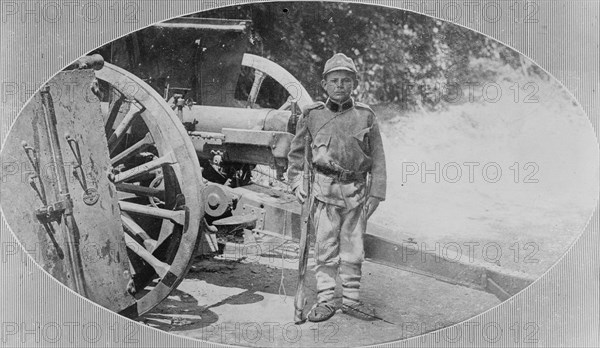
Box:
[0, 1, 598, 347]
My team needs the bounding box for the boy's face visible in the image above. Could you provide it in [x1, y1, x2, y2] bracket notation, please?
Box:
[321, 70, 355, 103]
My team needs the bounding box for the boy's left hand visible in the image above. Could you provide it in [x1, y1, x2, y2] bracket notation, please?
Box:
[365, 197, 381, 219]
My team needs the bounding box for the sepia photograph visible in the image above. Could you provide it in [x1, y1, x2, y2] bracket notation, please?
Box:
[0, 1, 598, 347]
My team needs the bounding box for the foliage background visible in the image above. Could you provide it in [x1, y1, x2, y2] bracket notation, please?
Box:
[194, 2, 542, 110]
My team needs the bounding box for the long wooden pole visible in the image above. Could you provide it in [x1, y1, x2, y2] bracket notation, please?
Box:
[293, 132, 312, 324]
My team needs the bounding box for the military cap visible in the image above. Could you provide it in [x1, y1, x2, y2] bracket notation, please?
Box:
[322, 53, 358, 77]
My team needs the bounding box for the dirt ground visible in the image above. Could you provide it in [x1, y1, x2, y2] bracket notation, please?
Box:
[140, 237, 499, 346]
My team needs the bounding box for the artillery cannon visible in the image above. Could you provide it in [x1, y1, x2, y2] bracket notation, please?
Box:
[0, 17, 534, 320]
[0, 18, 317, 318]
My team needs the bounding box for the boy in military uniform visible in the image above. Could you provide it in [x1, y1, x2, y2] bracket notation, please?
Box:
[287, 53, 387, 322]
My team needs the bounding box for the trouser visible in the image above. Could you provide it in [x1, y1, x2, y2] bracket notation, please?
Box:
[312, 198, 366, 305]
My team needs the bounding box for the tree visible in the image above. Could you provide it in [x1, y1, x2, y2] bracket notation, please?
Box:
[192, 2, 534, 109]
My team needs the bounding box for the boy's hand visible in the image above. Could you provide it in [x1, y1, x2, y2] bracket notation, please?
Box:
[295, 187, 307, 203]
[365, 197, 381, 219]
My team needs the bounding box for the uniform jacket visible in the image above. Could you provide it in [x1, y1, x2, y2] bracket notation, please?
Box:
[287, 98, 387, 208]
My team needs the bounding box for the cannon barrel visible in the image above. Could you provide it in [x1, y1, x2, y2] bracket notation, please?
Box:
[180, 105, 298, 169]
[182, 105, 295, 133]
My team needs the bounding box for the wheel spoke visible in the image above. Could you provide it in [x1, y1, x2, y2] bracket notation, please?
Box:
[278, 98, 292, 111]
[124, 233, 169, 279]
[113, 151, 176, 183]
[104, 95, 131, 136]
[115, 183, 165, 201]
[121, 212, 158, 252]
[154, 221, 175, 254]
[111, 132, 154, 166]
[247, 70, 265, 107]
[119, 201, 186, 225]
[108, 108, 144, 154]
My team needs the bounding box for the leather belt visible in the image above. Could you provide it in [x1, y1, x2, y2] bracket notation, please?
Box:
[314, 164, 367, 182]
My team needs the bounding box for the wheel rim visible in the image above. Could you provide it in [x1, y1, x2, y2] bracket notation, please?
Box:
[241, 53, 313, 111]
[95, 62, 204, 317]
[219, 54, 314, 186]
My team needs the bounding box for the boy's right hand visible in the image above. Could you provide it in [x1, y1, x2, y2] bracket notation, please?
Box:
[295, 187, 307, 203]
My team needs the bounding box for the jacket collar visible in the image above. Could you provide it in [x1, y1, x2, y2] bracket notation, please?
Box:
[326, 97, 354, 113]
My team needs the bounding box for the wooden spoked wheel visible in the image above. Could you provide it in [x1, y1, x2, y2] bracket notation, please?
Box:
[241, 53, 313, 111]
[95, 63, 204, 317]
[224, 54, 315, 187]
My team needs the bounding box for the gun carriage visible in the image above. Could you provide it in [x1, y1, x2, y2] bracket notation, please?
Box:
[0, 18, 533, 319]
